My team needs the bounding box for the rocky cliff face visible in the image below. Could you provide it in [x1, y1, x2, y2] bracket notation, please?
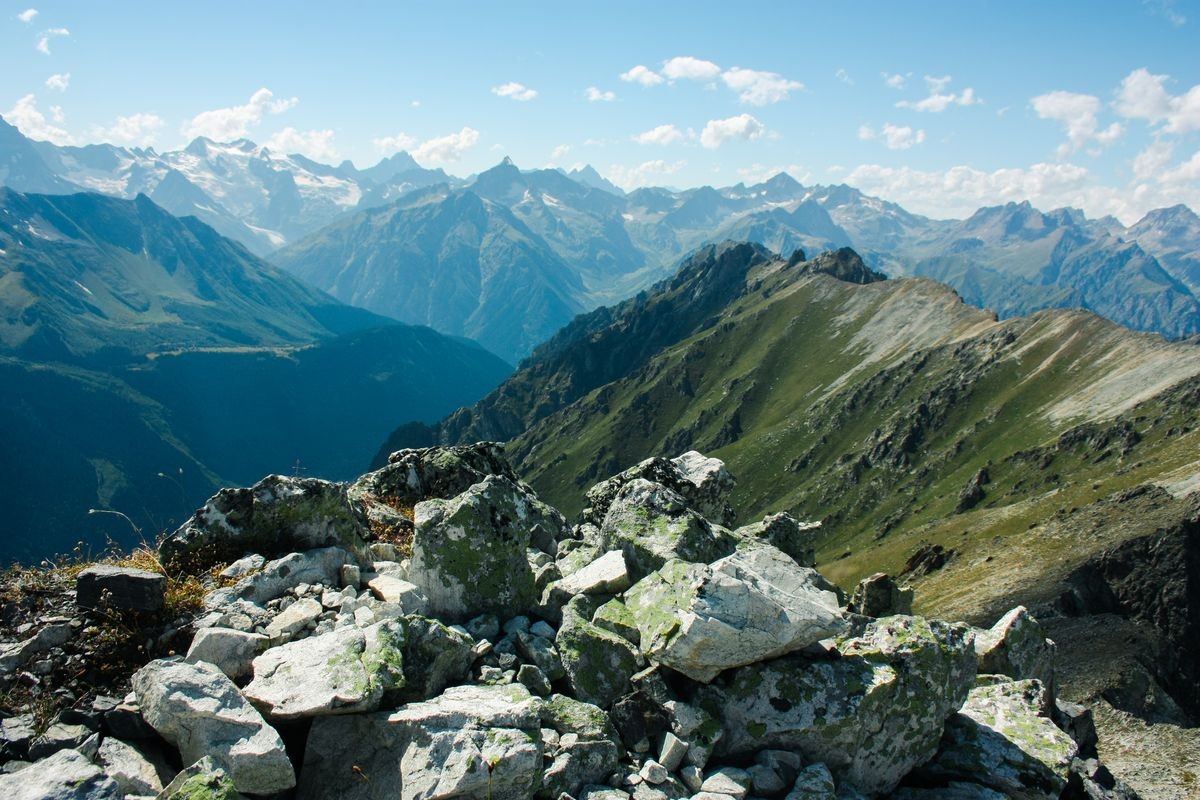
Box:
[0, 445, 1136, 800]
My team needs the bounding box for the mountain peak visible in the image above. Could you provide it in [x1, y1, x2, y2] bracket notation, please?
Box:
[500, 155, 516, 167]
[796, 247, 887, 285]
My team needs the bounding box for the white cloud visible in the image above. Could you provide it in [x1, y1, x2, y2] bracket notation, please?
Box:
[585, 86, 616, 102]
[700, 113, 765, 148]
[881, 71, 910, 90]
[17, 8, 37, 23]
[551, 144, 571, 161]
[840, 155, 1200, 224]
[1144, 0, 1187, 26]
[44, 72, 69, 91]
[606, 159, 685, 189]
[858, 123, 926, 150]
[91, 112, 164, 147]
[183, 88, 298, 141]
[4, 94, 73, 144]
[411, 126, 480, 164]
[411, 100, 421, 108]
[721, 67, 803, 105]
[620, 65, 664, 87]
[1032, 90, 1123, 157]
[896, 74, 980, 112]
[835, 68, 854, 85]
[48, 104, 63, 122]
[36, 26, 68, 55]
[492, 82, 537, 102]
[1114, 67, 1200, 134]
[1132, 140, 1174, 180]
[633, 123, 684, 146]
[265, 127, 338, 161]
[373, 132, 418, 153]
[736, 163, 811, 184]
[662, 56, 721, 81]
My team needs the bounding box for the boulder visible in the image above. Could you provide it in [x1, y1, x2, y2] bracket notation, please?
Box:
[131, 658, 295, 794]
[161, 474, 369, 570]
[732, 512, 819, 567]
[243, 620, 406, 719]
[0, 748, 122, 799]
[367, 574, 427, 611]
[847, 573, 913, 618]
[974, 606, 1056, 697]
[583, 451, 736, 527]
[916, 679, 1077, 799]
[27, 721, 90, 760]
[699, 615, 976, 795]
[557, 596, 644, 708]
[75, 565, 166, 612]
[593, 598, 640, 645]
[410, 475, 565, 621]
[597, 479, 737, 580]
[186, 628, 267, 680]
[298, 684, 542, 800]
[540, 694, 624, 798]
[625, 547, 847, 682]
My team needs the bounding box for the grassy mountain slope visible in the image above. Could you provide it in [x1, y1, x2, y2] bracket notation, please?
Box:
[474, 248, 1200, 626]
[0, 188, 389, 363]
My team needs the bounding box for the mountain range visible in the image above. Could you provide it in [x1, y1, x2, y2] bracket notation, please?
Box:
[4, 116, 1199, 363]
[0, 188, 510, 562]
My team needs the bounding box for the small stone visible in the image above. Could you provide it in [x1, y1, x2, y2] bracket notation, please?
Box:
[466, 614, 501, 641]
[701, 767, 751, 800]
[366, 574, 427, 612]
[625, 772, 644, 786]
[748, 763, 787, 795]
[658, 731, 689, 771]
[28, 721, 90, 760]
[518, 663, 552, 696]
[504, 615, 532, 636]
[680, 764, 704, 793]
[265, 597, 323, 640]
[639, 760, 668, 784]
[339, 564, 361, 589]
[531, 620, 557, 639]
[354, 606, 376, 627]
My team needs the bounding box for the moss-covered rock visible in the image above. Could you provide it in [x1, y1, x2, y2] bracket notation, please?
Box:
[700, 615, 976, 796]
[243, 619, 406, 720]
[625, 547, 847, 683]
[593, 598, 640, 645]
[557, 596, 644, 708]
[597, 479, 738, 580]
[410, 475, 565, 621]
[538, 694, 623, 798]
[583, 450, 737, 527]
[973, 606, 1056, 700]
[162, 475, 369, 572]
[915, 679, 1077, 799]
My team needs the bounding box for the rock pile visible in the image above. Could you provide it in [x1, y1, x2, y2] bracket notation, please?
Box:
[0, 445, 1136, 799]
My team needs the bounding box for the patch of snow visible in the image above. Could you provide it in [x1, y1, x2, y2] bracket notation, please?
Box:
[74, 280, 93, 296]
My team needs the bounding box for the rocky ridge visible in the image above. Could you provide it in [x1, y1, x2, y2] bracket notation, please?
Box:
[0, 444, 1135, 800]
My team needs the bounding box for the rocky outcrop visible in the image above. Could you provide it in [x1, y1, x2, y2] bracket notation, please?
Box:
[161, 475, 370, 570]
[583, 451, 737, 527]
[0, 446, 1132, 800]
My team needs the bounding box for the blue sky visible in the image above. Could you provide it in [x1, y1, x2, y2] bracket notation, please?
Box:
[2, 1, 1198, 221]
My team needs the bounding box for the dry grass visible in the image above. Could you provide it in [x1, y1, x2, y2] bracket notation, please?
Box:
[363, 493, 417, 558]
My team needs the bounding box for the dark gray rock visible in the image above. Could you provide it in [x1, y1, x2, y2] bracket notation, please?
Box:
[76, 565, 166, 612]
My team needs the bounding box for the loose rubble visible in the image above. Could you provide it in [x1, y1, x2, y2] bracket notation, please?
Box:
[0, 444, 1137, 800]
